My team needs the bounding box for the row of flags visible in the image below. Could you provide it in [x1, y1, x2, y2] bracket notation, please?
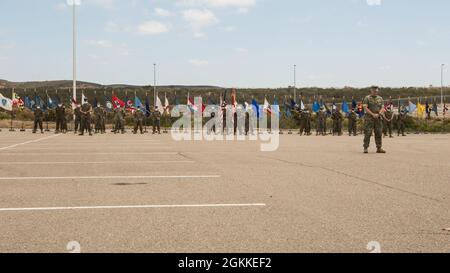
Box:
[1, 90, 448, 119]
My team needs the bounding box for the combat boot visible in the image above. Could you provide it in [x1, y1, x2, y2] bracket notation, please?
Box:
[376, 148, 386, 154]
[364, 148, 368, 154]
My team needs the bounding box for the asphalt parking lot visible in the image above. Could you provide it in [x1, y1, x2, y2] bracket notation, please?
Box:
[0, 130, 449, 253]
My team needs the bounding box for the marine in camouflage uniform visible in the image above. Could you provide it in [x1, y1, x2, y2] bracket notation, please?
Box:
[55, 104, 65, 133]
[33, 106, 44, 134]
[316, 106, 327, 136]
[298, 109, 306, 136]
[303, 109, 312, 135]
[382, 106, 394, 138]
[347, 109, 358, 136]
[153, 107, 162, 134]
[114, 107, 125, 134]
[79, 99, 93, 136]
[363, 86, 386, 153]
[331, 109, 343, 136]
[61, 105, 68, 133]
[397, 106, 407, 137]
[94, 104, 106, 134]
[74, 104, 82, 134]
[133, 107, 145, 134]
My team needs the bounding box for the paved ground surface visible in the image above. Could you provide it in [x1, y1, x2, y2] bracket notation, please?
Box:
[0, 129, 449, 253]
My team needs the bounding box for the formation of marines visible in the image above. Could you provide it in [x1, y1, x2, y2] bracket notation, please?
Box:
[28, 87, 410, 153]
[30, 101, 164, 136]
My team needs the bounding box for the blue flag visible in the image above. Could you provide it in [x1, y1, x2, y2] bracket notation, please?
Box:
[290, 98, 297, 108]
[135, 95, 143, 109]
[35, 94, 46, 110]
[283, 97, 292, 118]
[313, 99, 320, 113]
[47, 95, 54, 109]
[342, 98, 349, 114]
[24, 95, 31, 109]
[252, 98, 260, 119]
[273, 97, 280, 118]
[407, 101, 417, 113]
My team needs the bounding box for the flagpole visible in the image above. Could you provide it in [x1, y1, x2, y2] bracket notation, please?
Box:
[153, 63, 157, 107]
[72, 1, 78, 122]
[9, 88, 15, 132]
[293, 64, 297, 104]
[441, 64, 445, 108]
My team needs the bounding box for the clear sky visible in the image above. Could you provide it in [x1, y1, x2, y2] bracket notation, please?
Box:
[0, 0, 449, 88]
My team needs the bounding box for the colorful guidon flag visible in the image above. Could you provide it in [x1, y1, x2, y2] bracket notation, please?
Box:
[263, 97, 272, 115]
[0, 93, 13, 111]
[112, 95, 125, 109]
[156, 95, 164, 114]
[164, 93, 170, 115]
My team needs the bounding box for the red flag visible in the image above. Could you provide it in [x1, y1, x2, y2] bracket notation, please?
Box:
[187, 93, 206, 112]
[112, 95, 125, 109]
[231, 89, 237, 107]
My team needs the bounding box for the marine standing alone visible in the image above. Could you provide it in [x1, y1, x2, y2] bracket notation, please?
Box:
[363, 86, 386, 154]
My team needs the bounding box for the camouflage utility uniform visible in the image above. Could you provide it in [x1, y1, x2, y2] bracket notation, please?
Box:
[33, 108, 44, 133]
[80, 102, 93, 136]
[316, 109, 327, 136]
[363, 95, 384, 150]
[133, 109, 145, 134]
[383, 109, 394, 138]
[348, 111, 358, 136]
[397, 109, 407, 136]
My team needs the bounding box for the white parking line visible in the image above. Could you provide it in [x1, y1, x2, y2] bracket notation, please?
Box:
[0, 152, 179, 155]
[0, 161, 195, 165]
[0, 134, 61, 151]
[0, 203, 267, 212]
[0, 175, 220, 181]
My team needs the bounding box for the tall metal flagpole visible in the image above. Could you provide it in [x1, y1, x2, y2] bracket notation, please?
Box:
[441, 64, 445, 106]
[153, 63, 157, 107]
[294, 64, 297, 104]
[72, 1, 77, 118]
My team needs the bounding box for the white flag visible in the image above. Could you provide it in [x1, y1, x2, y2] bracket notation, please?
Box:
[156, 96, 164, 114]
[264, 97, 272, 114]
[81, 92, 87, 104]
[0, 93, 13, 111]
[164, 94, 170, 115]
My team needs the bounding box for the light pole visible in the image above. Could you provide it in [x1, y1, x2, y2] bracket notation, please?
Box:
[153, 63, 157, 107]
[68, 0, 80, 111]
[294, 64, 297, 104]
[441, 64, 445, 106]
